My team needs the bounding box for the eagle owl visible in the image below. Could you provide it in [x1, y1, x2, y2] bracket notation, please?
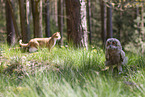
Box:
[105, 38, 127, 73]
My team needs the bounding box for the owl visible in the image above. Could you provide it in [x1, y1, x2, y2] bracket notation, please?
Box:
[105, 38, 127, 73]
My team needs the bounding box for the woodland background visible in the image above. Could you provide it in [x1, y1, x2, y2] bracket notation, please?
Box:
[0, 0, 145, 96]
[0, 0, 145, 53]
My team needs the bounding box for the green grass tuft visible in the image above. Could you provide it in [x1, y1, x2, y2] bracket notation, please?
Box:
[0, 44, 145, 97]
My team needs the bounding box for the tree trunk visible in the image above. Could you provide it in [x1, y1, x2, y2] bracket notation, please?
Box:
[65, 0, 88, 48]
[136, 6, 140, 34]
[80, 0, 88, 48]
[141, 4, 144, 40]
[118, 1, 123, 41]
[107, 0, 113, 38]
[31, 0, 43, 38]
[6, 0, 15, 46]
[87, 0, 92, 45]
[65, 0, 71, 42]
[100, 0, 107, 47]
[55, 0, 58, 27]
[26, 0, 31, 41]
[18, 0, 28, 43]
[45, 0, 51, 37]
[31, 0, 35, 37]
[6, 0, 20, 40]
[38, 0, 43, 37]
[1, 0, 5, 18]
[141, 3, 144, 54]
[58, 0, 63, 46]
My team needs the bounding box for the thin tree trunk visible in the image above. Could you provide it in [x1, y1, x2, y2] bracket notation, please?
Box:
[31, 0, 43, 38]
[87, 0, 92, 45]
[58, 0, 63, 46]
[1, 0, 5, 18]
[80, 0, 88, 49]
[55, 0, 58, 27]
[6, 0, 15, 46]
[118, 1, 123, 41]
[136, 6, 140, 34]
[141, 3, 144, 54]
[31, 0, 35, 37]
[6, 0, 20, 40]
[38, 0, 43, 37]
[141, 4, 144, 40]
[65, 0, 71, 42]
[45, 0, 51, 37]
[18, 0, 28, 43]
[26, 0, 31, 41]
[118, 10, 122, 41]
[107, 0, 113, 38]
[100, 0, 107, 47]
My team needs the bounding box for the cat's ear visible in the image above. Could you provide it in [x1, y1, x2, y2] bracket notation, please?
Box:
[57, 32, 60, 34]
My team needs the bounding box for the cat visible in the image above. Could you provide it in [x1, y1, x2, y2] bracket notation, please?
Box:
[19, 32, 61, 52]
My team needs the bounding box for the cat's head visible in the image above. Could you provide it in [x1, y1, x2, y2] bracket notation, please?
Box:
[52, 32, 61, 40]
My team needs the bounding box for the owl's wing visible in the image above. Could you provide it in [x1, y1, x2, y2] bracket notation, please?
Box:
[105, 50, 109, 61]
[120, 50, 125, 61]
[120, 50, 128, 65]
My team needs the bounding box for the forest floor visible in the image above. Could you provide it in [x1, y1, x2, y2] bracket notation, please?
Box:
[0, 44, 145, 97]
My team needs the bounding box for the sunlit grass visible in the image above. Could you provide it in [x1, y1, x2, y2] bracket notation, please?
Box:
[0, 44, 145, 97]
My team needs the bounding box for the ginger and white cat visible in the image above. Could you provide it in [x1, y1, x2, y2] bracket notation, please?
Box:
[19, 32, 61, 52]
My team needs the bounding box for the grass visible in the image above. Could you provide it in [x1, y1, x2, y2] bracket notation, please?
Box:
[0, 44, 145, 97]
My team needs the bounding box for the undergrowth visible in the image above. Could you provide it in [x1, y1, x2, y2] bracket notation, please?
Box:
[0, 44, 145, 97]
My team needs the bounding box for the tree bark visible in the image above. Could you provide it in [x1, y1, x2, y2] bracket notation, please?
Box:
[6, 0, 20, 40]
[6, 0, 15, 46]
[87, 0, 92, 45]
[26, 0, 31, 41]
[107, 0, 113, 38]
[31, 0, 43, 38]
[1, 0, 5, 18]
[100, 0, 107, 47]
[55, 0, 58, 27]
[58, 0, 63, 46]
[141, 4, 144, 40]
[18, 0, 28, 43]
[136, 6, 140, 33]
[141, 3, 144, 54]
[80, 0, 88, 49]
[45, 0, 51, 37]
[65, 0, 71, 42]
[38, 0, 43, 37]
[65, 0, 88, 48]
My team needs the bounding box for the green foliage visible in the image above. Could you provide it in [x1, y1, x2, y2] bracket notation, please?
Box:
[113, 8, 136, 46]
[0, 44, 145, 96]
[125, 11, 145, 54]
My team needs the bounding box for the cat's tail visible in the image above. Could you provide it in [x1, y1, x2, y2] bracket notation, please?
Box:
[19, 40, 29, 47]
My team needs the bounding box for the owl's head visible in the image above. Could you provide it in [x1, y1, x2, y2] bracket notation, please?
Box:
[106, 38, 122, 50]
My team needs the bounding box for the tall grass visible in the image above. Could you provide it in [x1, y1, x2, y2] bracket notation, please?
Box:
[0, 44, 145, 97]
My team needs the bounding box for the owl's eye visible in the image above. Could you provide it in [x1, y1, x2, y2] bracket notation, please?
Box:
[112, 41, 116, 45]
[107, 42, 110, 46]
